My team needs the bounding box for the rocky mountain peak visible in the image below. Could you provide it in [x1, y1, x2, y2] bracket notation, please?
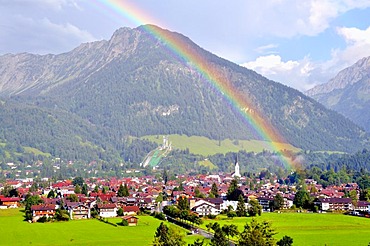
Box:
[307, 56, 370, 96]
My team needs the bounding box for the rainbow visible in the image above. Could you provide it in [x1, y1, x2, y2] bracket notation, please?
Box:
[96, 0, 299, 169]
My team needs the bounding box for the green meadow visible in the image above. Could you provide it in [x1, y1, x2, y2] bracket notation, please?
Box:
[0, 209, 202, 246]
[141, 134, 300, 156]
[201, 212, 370, 246]
[2, 209, 369, 245]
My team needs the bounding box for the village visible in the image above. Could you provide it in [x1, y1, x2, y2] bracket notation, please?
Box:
[0, 158, 369, 226]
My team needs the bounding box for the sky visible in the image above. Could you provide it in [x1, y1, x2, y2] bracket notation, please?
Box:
[1, 0, 370, 92]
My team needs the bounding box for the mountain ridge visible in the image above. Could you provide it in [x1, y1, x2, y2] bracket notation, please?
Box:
[0, 24, 368, 162]
[307, 56, 370, 132]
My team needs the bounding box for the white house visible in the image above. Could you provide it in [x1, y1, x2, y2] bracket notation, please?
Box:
[97, 203, 117, 218]
[191, 200, 220, 216]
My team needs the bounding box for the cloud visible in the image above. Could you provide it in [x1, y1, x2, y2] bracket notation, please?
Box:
[255, 44, 279, 54]
[241, 55, 314, 91]
[0, 0, 80, 11]
[242, 0, 370, 38]
[320, 26, 370, 74]
[0, 14, 96, 54]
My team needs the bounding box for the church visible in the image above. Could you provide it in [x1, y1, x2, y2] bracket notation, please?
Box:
[231, 156, 241, 178]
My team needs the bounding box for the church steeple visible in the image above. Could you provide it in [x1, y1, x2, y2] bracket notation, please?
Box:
[232, 154, 241, 178]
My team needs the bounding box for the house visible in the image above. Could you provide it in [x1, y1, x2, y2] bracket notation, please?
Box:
[31, 204, 57, 222]
[191, 200, 220, 216]
[0, 197, 21, 208]
[122, 215, 139, 226]
[257, 196, 274, 211]
[123, 205, 140, 215]
[283, 197, 294, 209]
[315, 198, 353, 211]
[355, 201, 369, 212]
[97, 203, 117, 218]
[65, 202, 91, 219]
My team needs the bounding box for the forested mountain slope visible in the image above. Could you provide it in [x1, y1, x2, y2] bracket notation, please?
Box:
[0, 25, 368, 162]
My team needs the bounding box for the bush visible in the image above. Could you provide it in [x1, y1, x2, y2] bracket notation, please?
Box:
[37, 216, 48, 223]
[206, 214, 217, 219]
[121, 219, 129, 226]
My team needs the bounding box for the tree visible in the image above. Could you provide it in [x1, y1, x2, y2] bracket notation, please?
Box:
[29, 183, 38, 193]
[117, 183, 125, 197]
[72, 177, 84, 187]
[222, 224, 239, 245]
[81, 183, 88, 196]
[349, 190, 358, 206]
[24, 194, 43, 220]
[277, 235, 294, 246]
[189, 239, 204, 246]
[294, 189, 311, 209]
[210, 223, 228, 246]
[238, 219, 276, 246]
[210, 182, 219, 198]
[236, 194, 247, 217]
[163, 169, 168, 185]
[54, 209, 70, 221]
[68, 194, 78, 202]
[93, 185, 99, 193]
[227, 210, 237, 219]
[1, 184, 9, 197]
[177, 196, 189, 211]
[47, 190, 55, 198]
[273, 193, 284, 210]
[122, 183, 130, 197]
[248, 198, 262, 217]
[74, 184, 81, 194]
[227, 179, 243, 201]
[117, 207, 124, 216]
[194, 187, 205, 198]
[155, 193, 164, 203]
[153, 222, 185, 246]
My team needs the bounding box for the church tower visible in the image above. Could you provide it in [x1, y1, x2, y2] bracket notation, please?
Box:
[232, 155, 241, 178]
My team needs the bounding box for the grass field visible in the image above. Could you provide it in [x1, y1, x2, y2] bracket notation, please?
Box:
[141, 134, 300, 156]
[2, 209, 369, 245]
[200, 212, 370, 246]
[0, 209, 202, 246]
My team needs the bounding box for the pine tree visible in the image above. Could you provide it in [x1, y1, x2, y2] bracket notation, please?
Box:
[117, 183, 125, 197]
[210, 182, 219, 198]
[81, 184, 88, 196]
[236, 194, 247, 217]
[123, 183, 130, 197]
[74, 184, 81, 194]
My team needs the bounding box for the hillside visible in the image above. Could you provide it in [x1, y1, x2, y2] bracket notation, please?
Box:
[307, 57, 370, 132]
[0, 25, 368, 163]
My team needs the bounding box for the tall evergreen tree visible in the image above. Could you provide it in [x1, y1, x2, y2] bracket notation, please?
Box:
[81, 184, 88, 196]
[248, 198, 262, 216]
[117, 183, 125, 197]
[236, 194, 247, 217]
[227, 178, 243, 201]
[210, 182, 219, 198]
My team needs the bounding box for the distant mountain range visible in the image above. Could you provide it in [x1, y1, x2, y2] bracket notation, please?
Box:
[307, 56, 370, 132]
[0, 25, 368, 162]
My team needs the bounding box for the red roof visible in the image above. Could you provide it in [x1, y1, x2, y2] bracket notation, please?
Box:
[31, 204, 56, 211]
[123, 206, 140, 212]
[97, 203, 116, 209]
[0, 197, 20, 202]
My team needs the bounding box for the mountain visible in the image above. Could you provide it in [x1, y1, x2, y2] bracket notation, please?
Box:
[307, 57, 370, 132]
[0, 25, 368, 163]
